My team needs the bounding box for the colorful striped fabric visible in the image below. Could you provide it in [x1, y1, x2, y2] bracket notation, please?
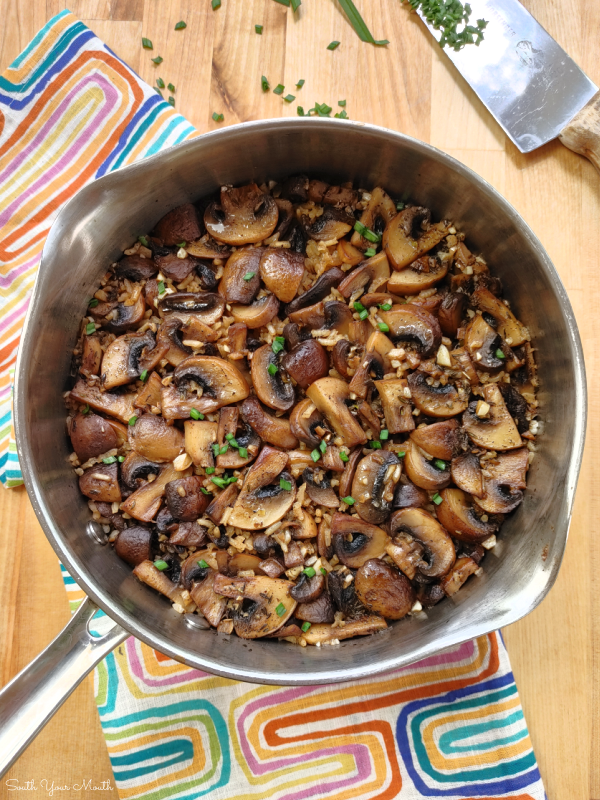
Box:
[5, 13, 546, 798]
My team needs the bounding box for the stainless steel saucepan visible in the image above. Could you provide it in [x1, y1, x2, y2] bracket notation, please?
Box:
[0, 118, 586, 776]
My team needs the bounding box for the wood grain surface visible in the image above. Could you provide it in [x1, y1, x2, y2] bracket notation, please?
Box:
[1, 1, 598, 798]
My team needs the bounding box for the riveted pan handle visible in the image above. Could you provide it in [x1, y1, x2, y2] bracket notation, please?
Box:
[0, 596, 128, 777]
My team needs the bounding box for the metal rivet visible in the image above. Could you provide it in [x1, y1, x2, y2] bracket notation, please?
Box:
[87, 520, 108, 544]
[184, 614, 210, 630]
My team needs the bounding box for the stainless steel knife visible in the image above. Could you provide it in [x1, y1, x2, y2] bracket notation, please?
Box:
[416, 0, 600, 172]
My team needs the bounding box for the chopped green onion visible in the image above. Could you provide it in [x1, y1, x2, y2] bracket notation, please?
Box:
[327, 41, 341, 50]
[198, 559, 209, 569]
[88, 298, 99, 308]
[154, 560, 169, 571]
[103, 456, 117, 464]
[409, 0, 487, 51]
[255, 24, 263, 34]
[175, 20, 187, 29]
[319, 440, 327, 454]
[238, 447, 248, 459]
[190, 408, 204, 420]
[211, 476, 228, 489]
[496, 349, 505, 359]
[341, 496, 355, 505]
[138, 235, 149, 246]
[220, 444, 228, 454]
[85, 322, 96, 335]
[206, 467, 216, 474]
[151, 56, 163, 65]
[273, 0, 290, 5]
[301, 621, 311, 632]
[396, 201, 405, 211]
[353, 301, 365, 312]
[168, 83, 176, 93]
[280, 478, 292, 491]
[225, 433, 234, 441]
[212, 112, 224, 122]
[142, 37, 153, 49]
[379, 302, 392, 311]
[283, 94, 295, 103]
[267, 363, 278, 376]
[338, 99, 347, 107]
[398, 450, 406, 458]
[370, 440, 382, 449]
[168, 96, 175, 107]
[354, 220, 381, 243]
[272, 336, 285, 355]
[261, 75, 270, 91]
[303, 567, 316, 578]
[118, 456, 125, 463]
[155, 88, 163, 97]
[81, 404, 90, 415]
[212, 443, 220, 457]
[228, 476, 238, 483]
[320, 567, 327, 575]
[273, 84, 285, 95]
[228, 438, 240, 449]
[311, 449, 320, 462]
[432, 492, 443, 505]
[243, 271, 256, 281]
[337, 0, 389, 45]
[334, 109, 349, 119]
[364, 247, 376, 257]
[378, 322, 390, 333]
[212, 0, 221, 7]
[296, 79, 305, 88]
[380, 429, 389, 440]
[128, 416, 138, 426]
[290, 0, 301, 10]
[156, 77, 165, 89]
[359, 309, 369, 321]
[297, 106, 305, 116]
[201, 487, 211, 495]
[275, 602, 286, 617]
[339, 451, 349, 463]
[157, 281, 166, 295]
[139, 370, 148, 382]
[434, 459, 447, 470]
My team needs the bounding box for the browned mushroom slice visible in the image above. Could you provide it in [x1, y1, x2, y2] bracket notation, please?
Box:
[355, 558, 415, 620]
[251, 344, 295, 412]
[365, 330, 396, 372]
[375, 378, 415, 434]
[331, 512, 390, 569]
[290, 571, 325, 604]
[134, 559, 195, 611]
[282, 174, 309, 203]
[121, 463, 182, 522]
[152, 251, 195, 283]
[120, 451, 161, 489]
[79, 463, 122, 504]
[227, 553, 263, 575]
[205, 482, 240, 524]
[284, 268, 345, 316]
[259, 248, 305, 302]
[70, 379, 137, 424]
[436, 488, 500, 542]
[351, 187, 397, 250]
[105, 292, 146, 334]
[385, 535, 424, 580]
[475, 448, 529, 514]
[154, 319, 192, 368]
[382, 206, 448, 269]
[451, 453, 484, 498]
[389, 507, 455, 578]
[80, 335, 103, 377]
[450, 347, 479, 386]
[164, 475, 209, 521]
[302, 616, 387, 644]
[230, 293, 280, 329]
[284, 540, 304, 569]
[173, 356, 249, 414]
[462, 384, 522, 451]
[464, 314, 505, 371]
[213, 574, 297, 638]
[186, 235, 231, 260]
[189, 570, 229, 627]
[306, 378, 367, 449]
[337, 447, 361, 501]
[228, 446, 295, 530]
[288, 301, 326, 329]
[348, 352, 384, 400]
[392, 480, 429, 510]
[240, 396, 295, 449]
[410, 419, 460, 461]
[357, 401, 381, 439]
[337, 252, 391, 298]
[223, 322, 248, 361]
[379, 304, 441, 358]
[114, 527, 153, 566]
[183, 419, 218, 468]
[387, 256, 448, 295]
[134, 372, 163, 410]
[169, 521, 209, 548]
[215, 408, 259, 469]
[153, 203, 201, 246]
[303, 467, 339, 508]
[115, 254, 158, 282]
[351, 451, 401, 525]
[288, 510, 318, 540]
[361, 292, 395, 309]
[159, 292, 225, 327]
[289, 399, 324, 448]
[471, 288, 529, 347]
[295, 592, 335, 624]
[337, 238, 365, 267]
[322, 301, 354, 336]
[403, 439, 450, 492]
[128, 413, 184, 463]
[498, 384, 530, 434]
[438, 292, 467, 338]
[68, 413, 124, 462]
[101, 331, 158, 390]
[302, 206, 354, 241]
[440, 556, 480, 597]
[320, 445, 345, 473]
[407, 371, 469, 418]
[281, 340, 329, 389]
[205, 184, 279, 245]
[218, 247, 262, 304]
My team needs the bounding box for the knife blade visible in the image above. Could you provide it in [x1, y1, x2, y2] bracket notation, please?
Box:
[416, 0, 600, 166]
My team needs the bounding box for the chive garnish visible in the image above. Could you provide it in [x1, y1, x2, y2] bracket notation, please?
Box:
[206, 467, 216, 475]
[378, 322, 390, 333]
[379, 302, 392, 311]
[354, 220, 381, 243]
[212, 0, 220, 7]
[327, 41, 341, 50]
[434, 459, 447, 470]
[338, 99, 347, 107]
[212, 444, 220, 457]
[496, 349, 505, 359]
[81, 404, 90, 415]
[273, 0, 290, 5]
[291, 0, 301, 10]
[303, 567, 316, 577]
[320, 567, 327, 575]
[157, 281, 166, 295]
[128, 416, 138, 426]
[238, 447, 248, 459]
[296, 79, 305, 88]
[334, 109, 349, 119]
[220, 444, 228, 454]
[139, 370, 148, 382]
[154, 560, 169, 571]
[177, 242, 186, 249]
[396, 201, 405, 211]
[88, 298, 99, 308]
[408, 0, 487, 50]
[273, 84, 285, 95]
[103, 456, 116, 464]
[297, 106, 305, 116]
[142, 37, 153, 49]
[311, 449, 320, 462]
[364, 247, 376, 257]
[267, 363, 278, 376]
[280, 478, 292, 491]
[211, 477, 229, 489]
[85, 322, 96, 335]
[337, 0, 389, 45]
[283, 94, 295, 103]
[370, 440, 382, 449]
[151, 56, 163, 65]
[190, 408, 204, 420]
[261, 75, 270, 91]
[275, 603, 286, 617]
[341, 496, 355, 505]
[353, 301, 365, 312]
[432, 492, 443, 505]
[225, 433, 234, 441]
[272, 336, 285, 354]
[156, 77, 165, 89]
[200, 488, 211, 495]
[243, 271, 256, 281]
[255, 24, 263, 34]
[359, 309, 369, 321]
[398, 450, 406, 458]
[212, 112, 224, 122]
[198, 559, 209, 569]
[339, 451, 349, 463]
[301, 621, 311, 632]
[168, 83, 175, 93]
[168, 96, 175, 107]
[319, 440, 327, 454]
[138, 235, 149, 246]
[118, 456, 125, 463]
[175, 20, 187, 29]
[380, 429, 389, 440]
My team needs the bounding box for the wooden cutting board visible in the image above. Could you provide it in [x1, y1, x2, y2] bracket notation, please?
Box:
[1, 1, 598, 798]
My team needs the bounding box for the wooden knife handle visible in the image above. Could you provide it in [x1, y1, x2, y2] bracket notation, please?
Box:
[559, 89, 600, 174]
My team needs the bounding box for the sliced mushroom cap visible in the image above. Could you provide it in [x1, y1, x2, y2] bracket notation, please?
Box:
[410, 419, 460, 461]
[134, 560, 194, 611]
[218, 247, 262, 304]
[228, 446, 295, 530]
[128, 413, 184, 463]
[281, 174, 309, 203]
[408, 371, 469, 418]
[436, 488, 500, 543]
[68, 413, 123, 462]
[351, 186, 397, 249]
[392, 480, 429, 510]
[154, 251, 196, 283]
[204, 184, 279, 246]
[190, 569, 229, 627]
[440, 556, 480, 597]
[295, 591, 335, 624]
[250, 344, 295, 412]
[217, 419, 260, 469]
[164, 475, 209, 521]
[387, 255, 448, 295]
[475, 447, 529, 514]
[213, 574, 297, 638]
[379, 304, 441, 358]
[120, 451, 162, 489]
[451, 452, 484, 498]
[173, 355, 249, 413]
[284, 267, 344, 316]
[375, 378, 416, 434]
[464, 314, 505, 371]
[337, 238, 365, 267]
[303, 467, 339, 508]
[331, 340, 355, 379]
[355, 558, 415, 620]
[290, 571, 326, 603]
[114, 254, 158, 282]
[153, 203, 202, 246]
[330, 512, 390, 569]
[351, 451, 401, 524]
[306, 378, 367, 449]
[462, 383, 522, 451]
[471, 287, 529, 347]
[79, 463, 122, 504]
[302, 206, 354, 241]
[323, 300, 354, 336]
[205, 481, 240, 524]
[438, 292, 467, 338]
[498, 383, 530, 434]
[80, 335, 103, 378]
[389, 507, 455, 578]
[403, 439, 451, 492]
[383, 206, 447, 269]
[348, 353, 384, 402]
[70, 379, 137, 424]
[281, 340, 329, 389]
[155, 318, 192, 367]
[114, 526, 153, 566]
[120, 463, 182, 522]
[101, 331, 157, 390]
[159, 291, 225, 327]
[288, 300, 326, 329]
[302, 616, 387, 644]
[230, 293, 280, 329]
[105, 292, 146, 334]
[338, 252, 391, 298]
[289, 399, 324, 448]
[385, 534, 424, 580]
[259, 248, 305, 302]
[184, 419, 218, 468]
[194, 259, 219, 291]
[241, 396, 297, 449]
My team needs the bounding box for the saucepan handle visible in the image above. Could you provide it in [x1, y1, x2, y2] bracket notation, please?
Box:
[0, 595, 128, 777]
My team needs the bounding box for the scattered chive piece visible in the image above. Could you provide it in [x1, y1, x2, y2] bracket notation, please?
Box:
[311, 449, 320, 462]
[327, 41, 341, 50]
[212, 112, 224, 122]
[272, 336, 286, 354]
[398, 450, 406, 458]
[301, 621, 311, 632]
[238, 447, 248, 458]
[283, 94, 295, 102]
[168, 83, 175, 93]
[410, 0, 487, 51]
[275, 602, 286, 617]
[201, 487, 211, 495]
[142, 37, 153, 49]
[211, 0, 221, 8]
[211, 476, 227, 489]
[229, 476, 238, 483]
[353, 301, 365, 312]
[296, 79, 305, 88]
[273, 84, 285, 95]
[496, 349, 505, 359]
[338, 99, 347, 107]
[198, 559, 209, 569]
[291, 0, 301, 10]
[229, 439, 240, 449]
[88, 298, 99, 308]
[175, 20, 187, 29]
[334, 109, 349, 119]
[396, 201, 405, 211]
[341, 496, 355, 505]
[255, 24, 263, 34]
[220, 444, 228, 454]
[364, 247, 376, 257]
[212, 444, 220, 457]
[379, 302, 392, 311]
[118, 456, 125, 463]
[354, 220, 381, 243]
[273, 0, 291, 5]
[157, 281, 166, 295]
[434, 459, 447, 470]
[154, 560, 169, 571]
[267, 363, 278, 376]
[303, 567, 316, 578]
[168, 96, 175, 107]
[243, 271, 256, 281]
[380, 429, 389, 440]
[103, 456, 117, 464]
[155, 88, 163, 97]
[225, 433, 235, 441]
[81, 404, 90, 415]
[370, 440, 382, 449]
[320, 567, 327, 575]
[337, 0, 389, 45]
[85, 322, 96, 335]
[297, 106, 305, 116]
[261, 75, 270, 91]
[280, 477, 292, 491]
[339, 451, 349, 463]
[138, 235, 149, 246]
[206, 467, 216, 474]
[129, 416, 138, 426]
[156, 77, 165, 89]
[151, 56, 163, 65]
[319, 440, 327, 454]
[139, 369, 148, 382]
[359, 309, 369, 321]
[190, 408, 204, 420]
[378, 322, 390, 333]
[432, 492, 443, 505]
